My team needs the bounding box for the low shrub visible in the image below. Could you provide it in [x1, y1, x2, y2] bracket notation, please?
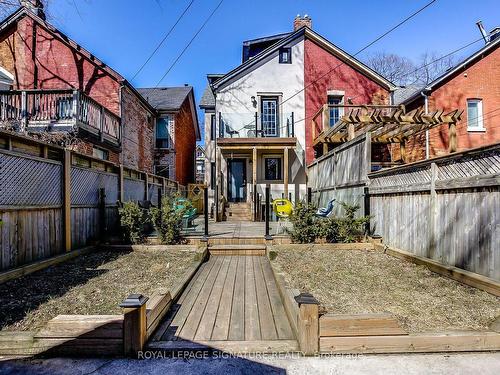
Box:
[151, 195, 187, 245]
[287, 200, 320, 243]
[287, 200, 370, 244]
[118, 201, 150, 244]
[319, 202, 370, 243]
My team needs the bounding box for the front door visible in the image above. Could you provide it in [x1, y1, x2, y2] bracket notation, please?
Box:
[227, 159, 246, 202]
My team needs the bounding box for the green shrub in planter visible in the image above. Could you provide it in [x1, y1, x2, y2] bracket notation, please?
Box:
[320, 202, 370, 243]
[151, 195, 187, 245]
[287, 200, 320, 243]
[118, 201, 150, 244]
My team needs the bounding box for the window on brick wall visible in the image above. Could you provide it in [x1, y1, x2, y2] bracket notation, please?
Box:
[155, 164, 170, 179]
[156, 116, 171, 148]
[328, 95, 344, 126]
[467, 99, 485, 131]
[92, 147, 109, 160]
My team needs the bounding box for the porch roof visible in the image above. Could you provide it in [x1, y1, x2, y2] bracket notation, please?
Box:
[217, 137, 296, 150]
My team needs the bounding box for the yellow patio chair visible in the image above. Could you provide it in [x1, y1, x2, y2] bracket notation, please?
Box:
[272, 198, 293, 235]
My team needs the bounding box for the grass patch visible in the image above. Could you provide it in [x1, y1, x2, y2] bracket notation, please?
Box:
[272, 245, 500, 333]
[0, 247, 196, 332]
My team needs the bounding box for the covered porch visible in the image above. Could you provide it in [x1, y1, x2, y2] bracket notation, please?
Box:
[215, 137, 306, 221]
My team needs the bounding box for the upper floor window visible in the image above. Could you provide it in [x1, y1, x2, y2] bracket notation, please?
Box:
[328, 95, 344, 126]
[261, 97, 279, 137]
[156, 116, 170, 148]
[467, 99, 484, 131]
[210, 114, 216, 141]
[279, 48, 292, 64]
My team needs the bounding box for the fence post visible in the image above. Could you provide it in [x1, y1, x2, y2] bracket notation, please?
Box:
[63, 149, 72, 252]
[429, 162, 438, 260]
[120, 294, 148, 357]
[295, 292, 319, 355]
[265, 184, 272, 240]
[118, 165, 124, 203]
[363, 186, 370, 235]
[144, 174, 149, 201]
[307, 187, 312, 205]
[253, 184, 258, 221]
[203, 186, 209, 239]
[98, 188, 107, 241]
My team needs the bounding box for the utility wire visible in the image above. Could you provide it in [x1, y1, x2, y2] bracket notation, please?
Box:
[132, 0, 195, 81]
[236, 0, 437, 130]
[155, 0, 224, 87]
[293, 35, 487, 126]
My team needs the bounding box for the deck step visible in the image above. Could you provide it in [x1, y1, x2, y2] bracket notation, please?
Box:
[209, 244, 266, 256]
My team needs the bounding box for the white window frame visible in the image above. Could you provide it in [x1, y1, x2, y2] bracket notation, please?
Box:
[328, 94, 344, 127]
[467, 99, 485, 132]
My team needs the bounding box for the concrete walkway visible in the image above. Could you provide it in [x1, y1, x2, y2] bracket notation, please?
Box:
[0, 353, 499, 374]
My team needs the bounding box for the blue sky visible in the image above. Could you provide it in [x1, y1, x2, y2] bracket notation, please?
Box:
[36, 0, 500, 127]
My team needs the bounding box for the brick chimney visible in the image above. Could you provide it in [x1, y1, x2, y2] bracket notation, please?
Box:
[21, 0, 46, 20]
[294, 14, 312, 31]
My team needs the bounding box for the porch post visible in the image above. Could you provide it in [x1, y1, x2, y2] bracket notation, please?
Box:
[215, 148, 222, 221]
[283, 147, 289, 200]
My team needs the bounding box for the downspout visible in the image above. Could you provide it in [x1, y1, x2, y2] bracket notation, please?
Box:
[421, 91, 429, 159]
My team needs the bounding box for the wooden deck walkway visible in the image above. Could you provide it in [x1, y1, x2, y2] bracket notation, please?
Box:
[148, 256, 297, 352]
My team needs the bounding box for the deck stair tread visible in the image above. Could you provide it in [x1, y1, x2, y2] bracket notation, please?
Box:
[209, 244, 267, 250]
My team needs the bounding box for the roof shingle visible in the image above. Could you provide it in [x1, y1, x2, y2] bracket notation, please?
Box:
[137, 86, 192, 111]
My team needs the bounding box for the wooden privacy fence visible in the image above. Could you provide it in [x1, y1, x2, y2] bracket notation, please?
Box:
[369, 143, 500, 280]
[307, 133, 371, 216]
[0, 131, 183, 272]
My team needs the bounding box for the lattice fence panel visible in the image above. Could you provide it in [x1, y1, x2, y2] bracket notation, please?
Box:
[437, 149, 500, 180]
[71, 167, 119, 206]
[124, 178, 145, 202]
[369, 165, 432, 189]
[0, 153, 62, 206]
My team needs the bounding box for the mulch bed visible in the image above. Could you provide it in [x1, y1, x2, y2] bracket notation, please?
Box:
[0, 247, 195, 332]
[272, 245, 500, 333]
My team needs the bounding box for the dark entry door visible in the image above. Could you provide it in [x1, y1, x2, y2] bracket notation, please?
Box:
[228, 159, 246, 202]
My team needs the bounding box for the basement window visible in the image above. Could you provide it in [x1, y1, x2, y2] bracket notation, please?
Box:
[279, 48, 292, 64]
[92, 147, 109, 161]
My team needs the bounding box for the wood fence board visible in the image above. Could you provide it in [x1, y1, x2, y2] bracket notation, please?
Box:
[319, 313, 407, 337]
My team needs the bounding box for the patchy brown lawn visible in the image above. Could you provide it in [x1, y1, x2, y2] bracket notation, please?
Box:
[0, 247, 196, 332]
[272, 244, 500, 333]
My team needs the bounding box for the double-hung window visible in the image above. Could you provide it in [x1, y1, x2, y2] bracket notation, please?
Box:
[279, 47, 292, 64]
[328, 95, 344, 127]
[467, 99, 484, 131]
[156, 116, 170, 148]
[261, 97, 279, 137]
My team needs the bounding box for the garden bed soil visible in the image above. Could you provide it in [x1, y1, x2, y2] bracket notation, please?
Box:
[0, 246, 196, 331]
[271, 244, 500, 333]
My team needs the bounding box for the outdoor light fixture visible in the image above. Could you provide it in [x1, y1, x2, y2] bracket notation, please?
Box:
[251, 95, 257, 107]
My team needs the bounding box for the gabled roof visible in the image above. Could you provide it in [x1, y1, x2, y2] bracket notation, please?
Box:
[403, 36, 500, 105]
[138, 87, 192, 111]
[138, 86, 201, 141]
[199, 74, 223, 109]
[242, 32, 292, 46]
[393, 85, 424, 105]
[211, 26, 395, 91]
[0, 7, 155, 113]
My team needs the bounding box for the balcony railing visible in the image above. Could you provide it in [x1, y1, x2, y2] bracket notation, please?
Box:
[0, 89, 121, 143]
[219, 112, 295, 139]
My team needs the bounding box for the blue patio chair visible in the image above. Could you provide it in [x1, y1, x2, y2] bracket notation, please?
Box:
[315, 199, 335, 218]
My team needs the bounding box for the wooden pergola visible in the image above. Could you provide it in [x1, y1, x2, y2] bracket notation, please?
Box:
[312, 104, 463, 161]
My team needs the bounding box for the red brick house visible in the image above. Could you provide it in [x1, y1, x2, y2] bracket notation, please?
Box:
[0, 4, 200, 184]
[138, 87, 200, 185]
[403, 29, 500, 161]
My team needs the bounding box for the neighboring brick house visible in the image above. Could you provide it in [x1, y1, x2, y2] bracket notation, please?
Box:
[200, 15, 393, 220]
[402, 29, 500, 161]
[0, 5, 157, 172]
[138, 87, 200, 186]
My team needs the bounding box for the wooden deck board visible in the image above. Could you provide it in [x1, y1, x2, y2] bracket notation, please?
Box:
[212, 256, 238, 340]
[151, 256, 296, 347]
[228, 256, 246, 341]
